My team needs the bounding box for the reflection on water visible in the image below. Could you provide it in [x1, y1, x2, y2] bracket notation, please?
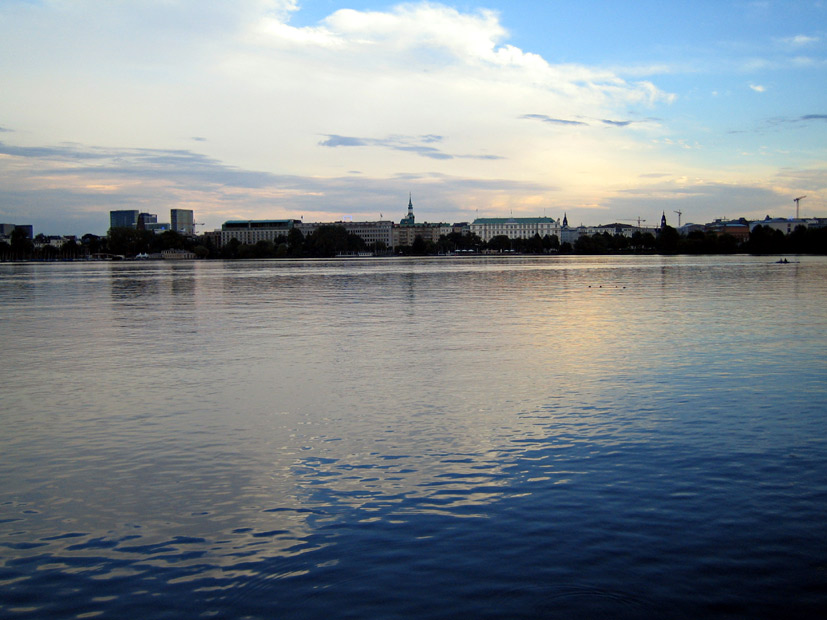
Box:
[1, 256, 826, 619]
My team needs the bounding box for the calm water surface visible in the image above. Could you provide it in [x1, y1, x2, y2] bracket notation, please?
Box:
[1, 256, 826, 618]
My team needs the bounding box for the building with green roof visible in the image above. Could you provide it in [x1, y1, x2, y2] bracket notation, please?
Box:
[470, 217, 561, 243]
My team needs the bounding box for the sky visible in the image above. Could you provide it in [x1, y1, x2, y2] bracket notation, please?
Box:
[1, 0, 825, 235]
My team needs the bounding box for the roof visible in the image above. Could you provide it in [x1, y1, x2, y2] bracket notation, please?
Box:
[472, 217, 557, 224]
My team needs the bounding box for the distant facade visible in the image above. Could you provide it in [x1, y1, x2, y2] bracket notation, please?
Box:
[219, 219, 300, 247]
[471, 217, 561, 243]
[393, 223, 449, 247]
[559, 214, 659, 244]
[298, 220, 394, 249]
[161, 248, 196, 260]
[0, 223, 33, 239]
[705, 219, 750, 242]
[393, 195, 451, 247]
[171, 209, 195, 235]
[110, 210, 139, 229]
[137, 213, 157, 229]
[749, 217, 814, 235]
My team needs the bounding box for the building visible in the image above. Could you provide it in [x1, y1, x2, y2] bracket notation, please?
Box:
[171, 209, 195, 235]
[161, 248, 196, 260]
[558, 214, 660, 245]
[0, 223, 33, 239]
[400, 193, 415, 226]
[298, 220, 393, 249]
[706, 219, 750, 242]
[110, 210, 139, 229]
[219, 219, 300, 247]
[749, 217, 811, 235]
[137, 212, 157, 229]
[393, 223, 450, 247]
[471, 216, 561, 243]
[393, 195, 451, 247]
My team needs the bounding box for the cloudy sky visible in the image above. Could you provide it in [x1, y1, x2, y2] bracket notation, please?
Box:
[1, 0, 825, 235]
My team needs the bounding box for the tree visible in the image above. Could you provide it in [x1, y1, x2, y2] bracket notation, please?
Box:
[745, 225, 784, 254]
[287, 228, 304, 257]
[657, 225, 680, 254]
[10, 227, 33, 260]
[411, 235, 427, 255]
[156, 230, 186, 251]
[488, 235, 511, 252]
[60, 238, 81, 260]
[525, 233, 545, 254]
[715, 233, 738, 254]
[574, 233, 608, 254]
[304, 225, 365, 257]
[40, 244, 59, 260]
[82, 234, 105, 255]
[108, 227, 152, 256]
[545, 234, 560, 252]
[221, 237, 241, 259]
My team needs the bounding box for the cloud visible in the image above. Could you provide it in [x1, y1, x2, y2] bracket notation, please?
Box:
[749, 84, 766, 92]
[0, 138, 540, 234]
[767, 114, 827, 126]
[18, 1, 827, 234]
[318, 134, 503, 160]
[775, 166, 827, 190]
[520, 114, 587, 126]
[776, 34, 819, 48]
[603, 179, 788, 222]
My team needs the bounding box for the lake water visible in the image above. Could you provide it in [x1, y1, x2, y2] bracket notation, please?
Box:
[1, 255, 826, 619]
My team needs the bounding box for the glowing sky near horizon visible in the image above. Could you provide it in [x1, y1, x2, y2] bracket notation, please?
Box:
[1, 0, 825, 235]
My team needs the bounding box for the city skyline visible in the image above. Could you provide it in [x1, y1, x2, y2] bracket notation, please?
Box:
[1, 0, 826, 236]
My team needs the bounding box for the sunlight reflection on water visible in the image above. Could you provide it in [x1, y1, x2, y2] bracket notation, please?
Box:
[1, 256, 826, 618]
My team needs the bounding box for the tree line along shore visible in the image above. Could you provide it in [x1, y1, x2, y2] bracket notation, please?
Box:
[2, 222, 826, 261]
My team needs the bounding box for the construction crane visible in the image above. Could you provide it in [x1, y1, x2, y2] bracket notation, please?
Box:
[617, 217, 647, 228]
[794, 196, 806, 219]
[674, 210, 683, 227]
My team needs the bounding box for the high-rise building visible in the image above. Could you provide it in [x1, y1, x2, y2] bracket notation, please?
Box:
[110, 210, 139, 229]
[171, 209, 195, 235]
[0, 224, 33, 238]
[137, 213, 157, 230]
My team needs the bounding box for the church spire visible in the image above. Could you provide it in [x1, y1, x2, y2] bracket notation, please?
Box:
[562, 212, 568, 228]
[401, 192, 415, 226]
[660, 211, 667, 229]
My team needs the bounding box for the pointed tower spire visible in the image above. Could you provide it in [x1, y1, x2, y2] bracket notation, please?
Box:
[660, 211, 667, 229]
[562, 212, 568, 228]
[402, 192, 415, 226]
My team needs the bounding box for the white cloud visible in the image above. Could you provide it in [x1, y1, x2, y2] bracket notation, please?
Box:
[5, 1, 824, 233]
[777, 34, 820, 47]
[749, 83, 766, 92]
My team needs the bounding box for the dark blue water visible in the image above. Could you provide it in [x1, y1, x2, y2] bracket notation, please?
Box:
[1, 256, 826, 618]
